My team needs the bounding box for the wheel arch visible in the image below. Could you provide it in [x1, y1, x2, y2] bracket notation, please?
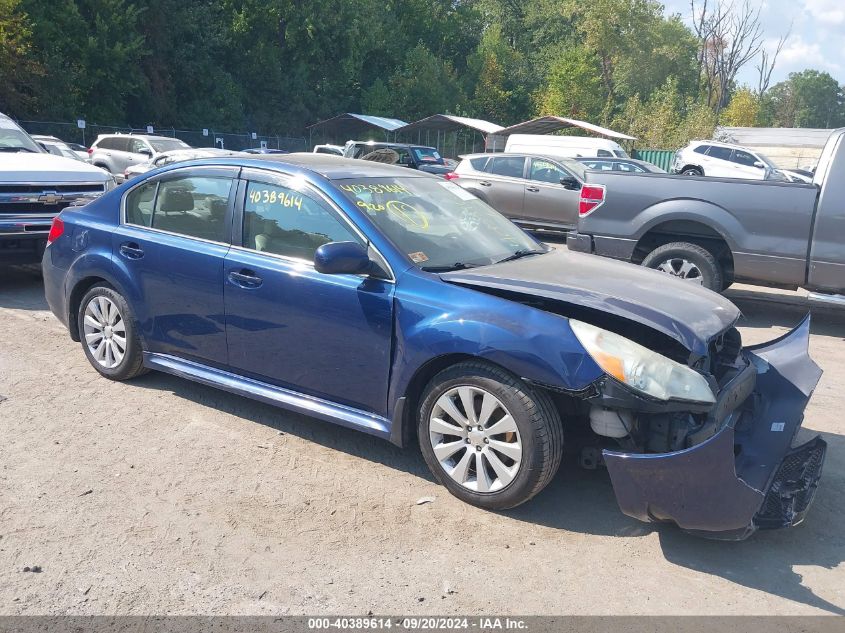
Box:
[632, 217, 737, 286]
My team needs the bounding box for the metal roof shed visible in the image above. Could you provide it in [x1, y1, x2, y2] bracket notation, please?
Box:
[394, 114, 505, 156]
[494, 116, 637, 140]
[307, 113, 408, 145]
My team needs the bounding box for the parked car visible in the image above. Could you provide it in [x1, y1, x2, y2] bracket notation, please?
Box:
[504, 134, 629, 159]
[89, 134, 191, 180]
[577, 157, 665, 173]
[567, 127, 845, 300]
[65, 142, 90, 161]
[313, 144, 344, 156]
[31, 135, 87, 162]
[672, 140, 780, 179]
[123, 148, 244, 181]
[450, 153, 586, 231]
[0, 113, 114, 265]
[42, 154, 825, 539]
[343, 141, 451, 175]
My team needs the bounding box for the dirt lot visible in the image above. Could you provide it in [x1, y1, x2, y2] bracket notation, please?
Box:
[1, 266, 843, 615]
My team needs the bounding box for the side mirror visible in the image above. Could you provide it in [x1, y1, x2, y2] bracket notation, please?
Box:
[753, 161, 765, 169]
[138, 147, 153, 157]
[314, 241, 372, 275]
[560, 177, 581, 190]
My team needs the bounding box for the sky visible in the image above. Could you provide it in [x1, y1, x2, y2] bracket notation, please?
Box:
[663, 0, 845, 88]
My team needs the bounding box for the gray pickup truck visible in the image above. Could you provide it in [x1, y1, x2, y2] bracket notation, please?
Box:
[567, 128, 845, 300]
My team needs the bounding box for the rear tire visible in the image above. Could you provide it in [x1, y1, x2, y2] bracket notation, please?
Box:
[418, 361, 563, 510]
[642, 242, 723, 292]
[77, 284, 148, 380]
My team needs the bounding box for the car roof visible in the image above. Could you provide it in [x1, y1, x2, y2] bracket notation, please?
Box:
[188, 153, 438, 180]
[689, 139, 748, 150]
[96, 133, 177, 141]
[348, 140, 436, 150]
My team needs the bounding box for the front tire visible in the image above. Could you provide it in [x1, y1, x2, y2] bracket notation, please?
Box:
[418, 361, 563, 510]
[681, 166, 703, 176]
[642, 241, 723, 291]
[77, 284, 147, 380]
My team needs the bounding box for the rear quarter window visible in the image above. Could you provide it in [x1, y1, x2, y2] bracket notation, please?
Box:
[469, 157, 490, 172]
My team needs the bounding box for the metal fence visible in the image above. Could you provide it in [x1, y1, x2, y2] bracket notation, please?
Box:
[632, 149, 676, 171]
[15, 119, 308, 152]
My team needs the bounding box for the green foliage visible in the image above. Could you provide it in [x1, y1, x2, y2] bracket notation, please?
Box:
[0, 0, 42, 114]
[3, 0, 841, 145]
[721, 88, 760, 127]
[765, 70, 845, 128]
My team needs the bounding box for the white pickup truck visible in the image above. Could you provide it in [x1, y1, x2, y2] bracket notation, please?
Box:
[1, 113, 114, 265]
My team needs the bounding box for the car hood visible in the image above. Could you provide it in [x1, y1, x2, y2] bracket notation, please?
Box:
[0, 152, 110, 182]
[441, 248, 740, 357]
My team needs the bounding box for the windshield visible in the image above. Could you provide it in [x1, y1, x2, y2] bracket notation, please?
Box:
[149, 138, 191, 152]
[757, 152, 777, 169]
[613, 149, 630, 158]
[336, 177, 545, 271]
[0, 118, 43, 153]
[412, 146, 444, 164]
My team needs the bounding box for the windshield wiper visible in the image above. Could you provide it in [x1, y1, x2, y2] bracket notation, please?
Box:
[494, 248, 546, 265]
[421, 262, 480, 272]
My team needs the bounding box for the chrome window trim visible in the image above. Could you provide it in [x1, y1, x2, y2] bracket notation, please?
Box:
[238, 169, 396, 283]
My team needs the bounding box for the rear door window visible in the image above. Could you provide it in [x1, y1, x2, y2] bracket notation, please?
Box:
[151, 176, 232, 242]
[489, 156, 526, 179]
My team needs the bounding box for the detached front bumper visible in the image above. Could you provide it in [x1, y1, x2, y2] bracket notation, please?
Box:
[603, 315, 826, 540]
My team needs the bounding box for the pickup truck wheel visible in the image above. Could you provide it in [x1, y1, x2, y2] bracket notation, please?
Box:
[418, 361, 563, 510]
[642, 242, 723, 291]
[78, 284, 147, 381]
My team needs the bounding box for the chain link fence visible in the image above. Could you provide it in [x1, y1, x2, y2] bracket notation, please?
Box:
[15, 119, 307, 153]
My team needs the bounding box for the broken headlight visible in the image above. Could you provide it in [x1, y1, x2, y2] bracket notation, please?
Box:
[570, 320, 716, 404]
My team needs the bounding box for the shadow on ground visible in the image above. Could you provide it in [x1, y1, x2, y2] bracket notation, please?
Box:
[0, 266, 48, 311]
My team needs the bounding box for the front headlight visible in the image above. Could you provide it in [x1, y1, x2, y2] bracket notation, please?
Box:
[570, 320, 715, 404]
[104, 176, 117, 191]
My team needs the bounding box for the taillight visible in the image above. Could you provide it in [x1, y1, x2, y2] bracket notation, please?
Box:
[87, 147, 93, 155]
[579, 184, 606, 217]
[47, 217, 64, 245]
[444, 172, 459, 180]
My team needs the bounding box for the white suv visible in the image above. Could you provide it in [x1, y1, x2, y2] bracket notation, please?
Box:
[673, 140, 777, 180]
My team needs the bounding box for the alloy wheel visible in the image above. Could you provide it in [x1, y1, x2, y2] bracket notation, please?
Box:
[656, 257, 704, 284]
[428, 385, 523, 493]
[83, 296, 127, 369]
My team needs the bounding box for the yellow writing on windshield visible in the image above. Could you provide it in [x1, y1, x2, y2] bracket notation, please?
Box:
[387, 200, 429, 230]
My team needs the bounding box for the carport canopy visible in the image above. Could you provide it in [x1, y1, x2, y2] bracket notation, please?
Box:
[496, 116, 636, 140]
[395, 114, 504, 135]
[307, 113, 408, 139]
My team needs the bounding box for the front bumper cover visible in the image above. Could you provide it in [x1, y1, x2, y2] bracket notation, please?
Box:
[603, 315, 825, 540]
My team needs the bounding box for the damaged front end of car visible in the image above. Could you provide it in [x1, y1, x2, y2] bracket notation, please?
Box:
[591, 315, 825, 540]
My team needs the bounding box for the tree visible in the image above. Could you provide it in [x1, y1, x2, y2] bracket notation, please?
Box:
[386, 44, 465, 121]
[721, 87, 760, 126]
[0, 0, 42, 115]
[766, 70, 845, 128]
[535, 46, 604, 120]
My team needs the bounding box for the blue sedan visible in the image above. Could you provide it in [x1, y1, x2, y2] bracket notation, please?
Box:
[42, 154, 825, 538]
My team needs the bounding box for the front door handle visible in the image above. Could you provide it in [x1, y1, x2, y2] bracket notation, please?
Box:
[526, 186, 540, 192]
[119, 242, 144, 259]
[479, 181, 492, 186]
[228, 269, 263, 288]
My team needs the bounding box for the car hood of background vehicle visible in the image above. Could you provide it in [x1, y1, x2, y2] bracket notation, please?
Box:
[0, 152, 110, 182]
[441, 248, 741, 357]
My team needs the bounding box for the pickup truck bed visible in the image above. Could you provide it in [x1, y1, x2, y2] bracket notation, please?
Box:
[568, 128, 845, 295]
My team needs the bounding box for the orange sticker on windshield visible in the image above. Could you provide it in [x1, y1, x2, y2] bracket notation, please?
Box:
[408, 251, 429, 263]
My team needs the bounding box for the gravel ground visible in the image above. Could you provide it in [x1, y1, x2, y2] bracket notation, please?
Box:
[0, 266, 843, 615]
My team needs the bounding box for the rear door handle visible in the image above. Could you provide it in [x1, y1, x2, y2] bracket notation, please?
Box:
[479, 181, 492, 186]
[526, 186, 540, 192]
[228, 269, 263, 288]
[119, 242, 144, 259]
